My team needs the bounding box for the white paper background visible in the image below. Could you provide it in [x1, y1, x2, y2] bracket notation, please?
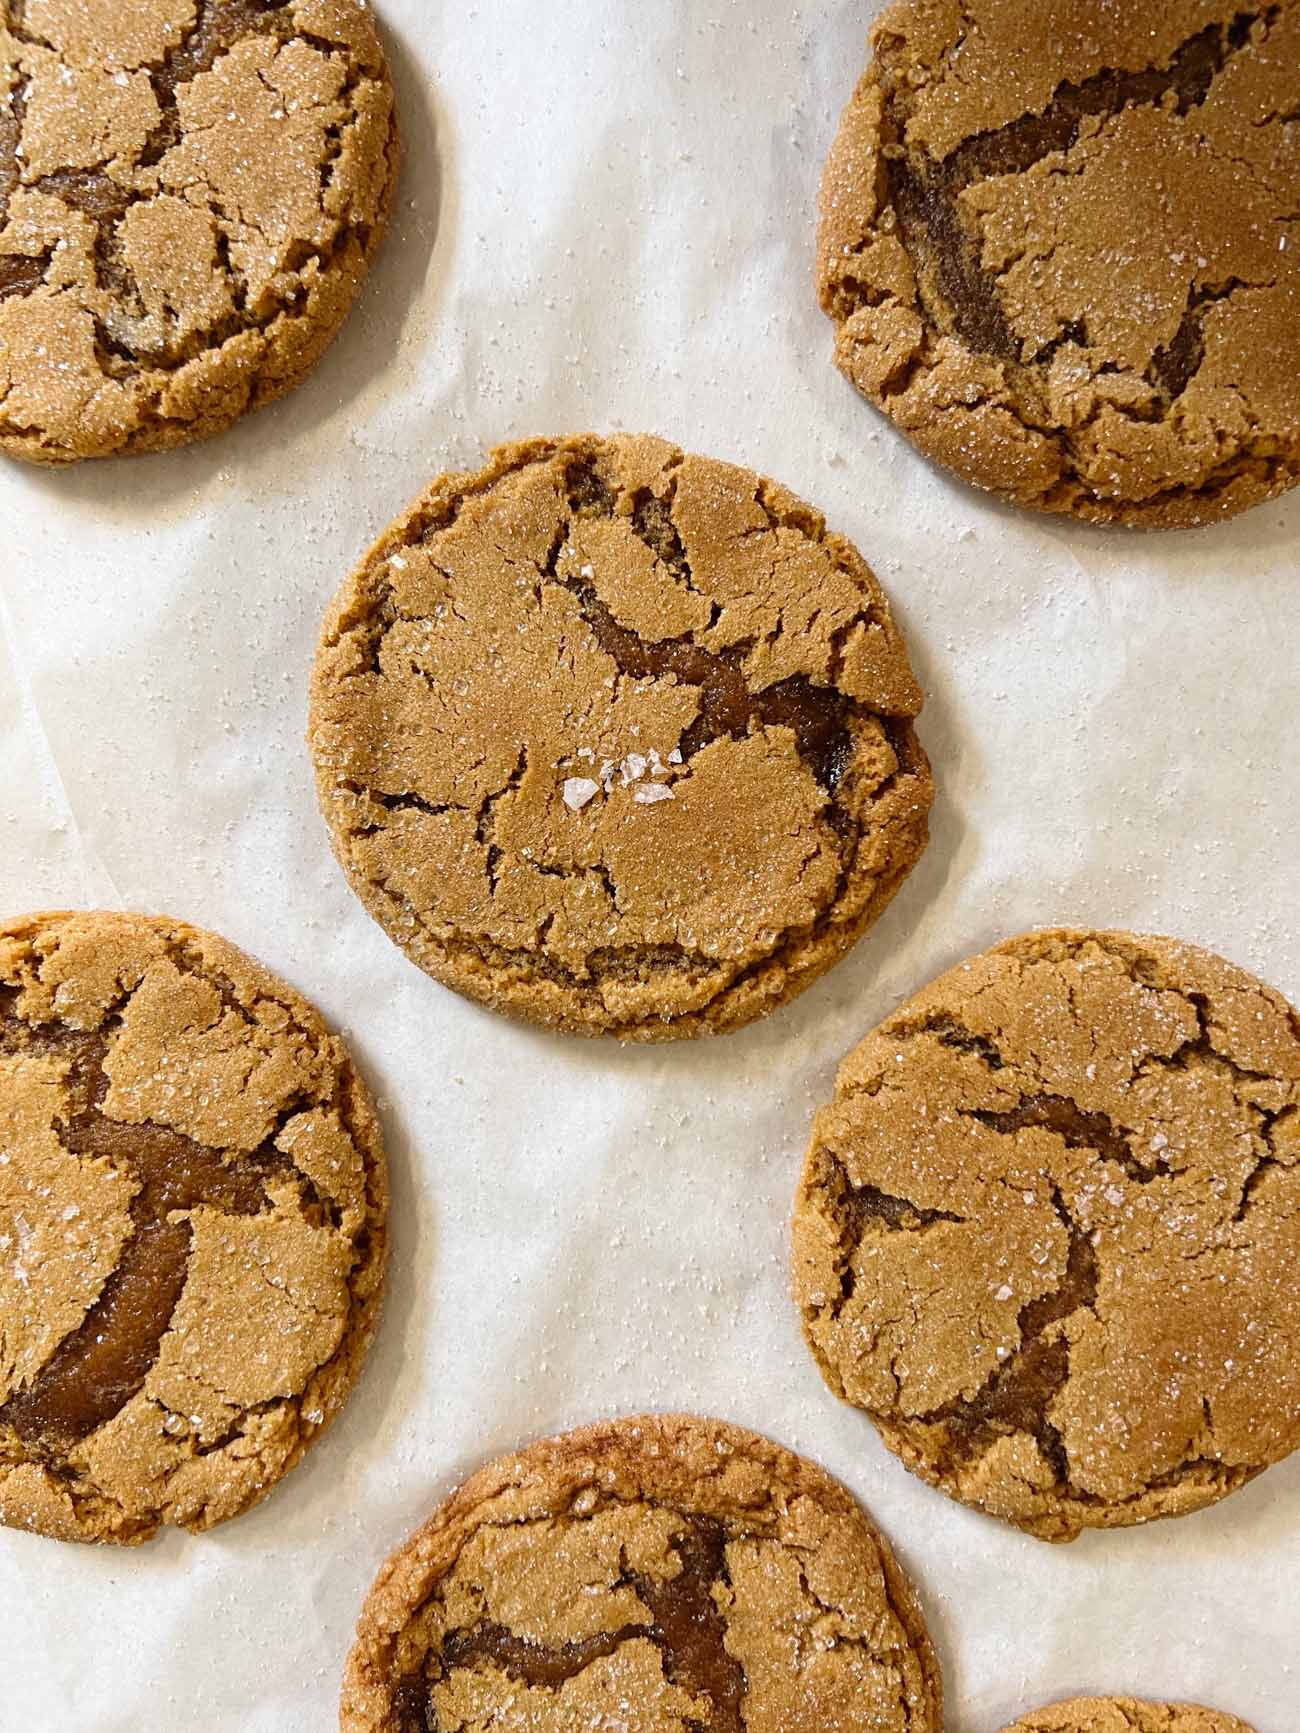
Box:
[1, 3, 1297, 1728]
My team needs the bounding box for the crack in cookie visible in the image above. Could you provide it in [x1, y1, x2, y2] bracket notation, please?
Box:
[0, 0, 399, 462]
[0, 911, 388, 1543]
[916, 1183, 1098, 1490]
[794, 927, 1300, 1540]
[971, 1095, 1171, 1185]
[430, 1517, 746, 1733]
[0, 1021, 285, 1450]
[341, 1415, 943, 1733]
[879, 9, 1272, 364]
[555, 582, 857, 793]
[309, 433, 933, 1040]
[817, 0, 1300, 526]
[136, 0, 298, 170]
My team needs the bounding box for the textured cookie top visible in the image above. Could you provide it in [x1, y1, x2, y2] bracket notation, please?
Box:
[0, 0, 397, 463]
[817, 0, 1300, 527]
[794, 929, 1300, 1541]
[1002, 1698, 1255, 1733]
[342, 1413, 943, 1733]
[310, 434, 933, 1041]
[0, 911, 387, 1543]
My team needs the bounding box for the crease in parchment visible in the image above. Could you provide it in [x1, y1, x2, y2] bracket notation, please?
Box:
[0, 573, 124, 907]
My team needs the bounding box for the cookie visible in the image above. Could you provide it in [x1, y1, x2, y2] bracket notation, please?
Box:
[793, 928, 1300, 1541]
[0, 0, 397, 464]
[341, 1413, 943, 1733]
[1002, 1699, 1255, 1733]
[309, 433, 933, 1041]
[816, 0, 1300, 528]
[0, 910, 387, 1543]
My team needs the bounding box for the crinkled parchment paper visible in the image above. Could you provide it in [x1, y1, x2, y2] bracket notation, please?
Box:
[1, 3, 1297, 1728]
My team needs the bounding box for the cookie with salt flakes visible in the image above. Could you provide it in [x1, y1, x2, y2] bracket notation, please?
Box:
[794, 928, 1300, 1540]
[309, 433, 933, 1040]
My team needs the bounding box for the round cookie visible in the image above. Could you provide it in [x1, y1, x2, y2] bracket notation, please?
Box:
[309, 433, 933, 1041]
[816, 0, 1300, 528]
[0, 0, 398, 464]
[793, 928, 1300, 1541]
[0, 910, 388, 1543]
[341, 1413, 943, 1733]
[1002, 1699, 1255, 1733]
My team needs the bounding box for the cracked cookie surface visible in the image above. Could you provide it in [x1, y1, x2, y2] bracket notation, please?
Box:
[817, 0, 1300, 527]
[793, 928, 1300, 1541]
[308, 434, 933, 1041]
[0, 0, 397, 464]
[1002, 1698, 1255, 1733]
[0, 910, 387, 1543]
[341, 1413, 943, 1733]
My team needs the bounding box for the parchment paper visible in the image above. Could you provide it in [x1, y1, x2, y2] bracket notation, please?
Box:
[1, 4, 1297, 1729]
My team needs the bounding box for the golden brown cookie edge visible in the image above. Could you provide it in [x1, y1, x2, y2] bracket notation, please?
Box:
[1001, 1694, 1257, 1733]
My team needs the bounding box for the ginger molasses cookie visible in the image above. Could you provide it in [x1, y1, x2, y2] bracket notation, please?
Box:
[0, 0, 397, 464]
[794, 929, 1300, 1541]
[309, 433, 933, 1041]
[1002, 1699, 1255, 1733]
[0, 910, 387, 1543]
[342, 1413, 943, 1733]
[817, 0, 1300, 527]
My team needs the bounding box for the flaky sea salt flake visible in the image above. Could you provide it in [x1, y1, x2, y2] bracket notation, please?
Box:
[634, 783, 676, 805]
[562, 777, 600, 811]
